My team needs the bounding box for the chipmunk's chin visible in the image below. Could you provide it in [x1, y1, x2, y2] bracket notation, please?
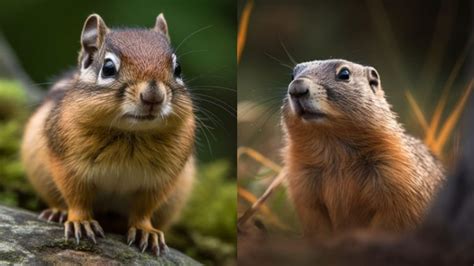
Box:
[112, 117, 169, 132]
[123, 113, 158, 121]
[109, 106, 174, 132]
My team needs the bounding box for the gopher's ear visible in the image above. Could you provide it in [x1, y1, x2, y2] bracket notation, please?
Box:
[153, 13, 170, 41]
[80, 14, 108, 68]
[366, 66, 382, 95]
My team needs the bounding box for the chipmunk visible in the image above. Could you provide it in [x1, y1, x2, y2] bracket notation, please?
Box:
[281, 59, 445, 238]
[21, 13, 196, 256]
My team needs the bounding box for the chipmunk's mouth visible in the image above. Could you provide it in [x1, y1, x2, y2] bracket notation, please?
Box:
[123, 113, 157, 121]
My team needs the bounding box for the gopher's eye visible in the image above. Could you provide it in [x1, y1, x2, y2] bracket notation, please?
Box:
[174, 61, 182, 78]
[337, 68, 350, 80]
[101, 59, 117, 78]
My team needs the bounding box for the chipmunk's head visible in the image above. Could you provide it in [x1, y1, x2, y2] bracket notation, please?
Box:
[283, 59, 390, 131]
[73, 13, 193, 131]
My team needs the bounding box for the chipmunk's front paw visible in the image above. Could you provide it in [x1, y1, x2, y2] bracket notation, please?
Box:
[64, 219, 105, 244]
[39, 208, 67, 223]
[127, 226, 169, 256]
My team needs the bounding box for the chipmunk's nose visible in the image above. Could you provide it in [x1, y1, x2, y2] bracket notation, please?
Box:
[289, 79, 310, 98]
[140, 81, 164, 106]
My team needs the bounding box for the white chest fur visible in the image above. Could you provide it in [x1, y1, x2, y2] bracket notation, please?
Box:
[74, 158, 169, 195]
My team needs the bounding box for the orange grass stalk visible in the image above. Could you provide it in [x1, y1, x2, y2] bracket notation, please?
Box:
[237, 147, 282, 173]
[237, 0, 253, 64]
[425, 36, 473, 146]
[238, 186, 273, 216]
[425, 95, 447, 147]
[405, 90, 429, 132]
[238, 172, 287, 230]
[238, 186, 289, 230]
[432, 79, 473, 155]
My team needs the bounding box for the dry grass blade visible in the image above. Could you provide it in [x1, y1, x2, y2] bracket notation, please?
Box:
[237, 0, 254, 64]
[405, 90, 429, 132]
[432, 79, 473, 155]
[238, 186, 289, 230]
[425, 95, 447, 147]
[425, 35, 473, 146]
[238, 171, 286, 230]
[238, 146, 282, 173]
[238, 186, 273, 215]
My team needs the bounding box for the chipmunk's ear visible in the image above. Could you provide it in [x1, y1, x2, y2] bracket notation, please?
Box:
[153, 13, 170, 41]
[80, 14, 109, 68]
[366, 66, 383, 96]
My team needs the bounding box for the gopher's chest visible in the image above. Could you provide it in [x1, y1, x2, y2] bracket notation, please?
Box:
[320, 173, 376, 228]
[290, 165, 378, 229]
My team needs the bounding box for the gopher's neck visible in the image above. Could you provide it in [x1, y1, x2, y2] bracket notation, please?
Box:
[284, 122, 413, 180]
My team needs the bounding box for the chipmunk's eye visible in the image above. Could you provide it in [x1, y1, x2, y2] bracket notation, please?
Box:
[102, 59, 117, 78]
[174, 61, 182, 78]
[336, 68, 350, 81]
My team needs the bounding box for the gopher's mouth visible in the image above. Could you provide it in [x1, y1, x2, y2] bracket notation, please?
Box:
[291, 99, 327, 121]
[300, 110, 327, 120]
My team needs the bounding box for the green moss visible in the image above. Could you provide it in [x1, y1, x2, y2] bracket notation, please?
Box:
[180, 161, 236, 241]
[171, 161, 236, 265]
[37, 239, 100, 254]
[114, 249, 136, 262]
[0, 251, 24, 263]
[0, 79, 38, 209]
[0, 80, 26, 121]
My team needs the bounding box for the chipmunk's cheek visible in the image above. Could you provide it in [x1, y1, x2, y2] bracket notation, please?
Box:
[160, 103, 173, 117]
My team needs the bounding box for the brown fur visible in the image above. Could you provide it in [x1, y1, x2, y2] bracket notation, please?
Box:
[21, 14, 196, 249]
[281, 59, 445, 238]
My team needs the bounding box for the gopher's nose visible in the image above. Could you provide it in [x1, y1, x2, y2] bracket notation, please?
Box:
[289, 79, 310, 98]
[140, 82, 164, 106]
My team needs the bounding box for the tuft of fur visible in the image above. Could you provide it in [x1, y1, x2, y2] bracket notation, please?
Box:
[281, 59, 445, 238]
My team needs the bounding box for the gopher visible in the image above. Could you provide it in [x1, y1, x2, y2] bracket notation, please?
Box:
[281, 59, 445, 238]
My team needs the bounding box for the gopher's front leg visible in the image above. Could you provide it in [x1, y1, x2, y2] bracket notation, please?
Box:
[127, 189, 169, 256]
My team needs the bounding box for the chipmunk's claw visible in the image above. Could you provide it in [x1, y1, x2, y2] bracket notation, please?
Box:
[139, 231, 149, 253]
[39, 208, 67, 224]
[151, 231, 169, 256]
[91, 220, 105, 238]
[64, 219, 104, 244]
[127, 226, 168, 256]
[127, 227, 136, 246]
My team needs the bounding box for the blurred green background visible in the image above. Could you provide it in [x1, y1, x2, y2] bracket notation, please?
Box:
[238, 0, 472, 236]
[0, 1, 236, 265]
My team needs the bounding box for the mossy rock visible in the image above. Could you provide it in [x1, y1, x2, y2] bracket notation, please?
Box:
[0, 205, 200, 265]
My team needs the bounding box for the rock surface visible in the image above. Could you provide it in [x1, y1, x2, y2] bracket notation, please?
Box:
[0, 205, 199, 265]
